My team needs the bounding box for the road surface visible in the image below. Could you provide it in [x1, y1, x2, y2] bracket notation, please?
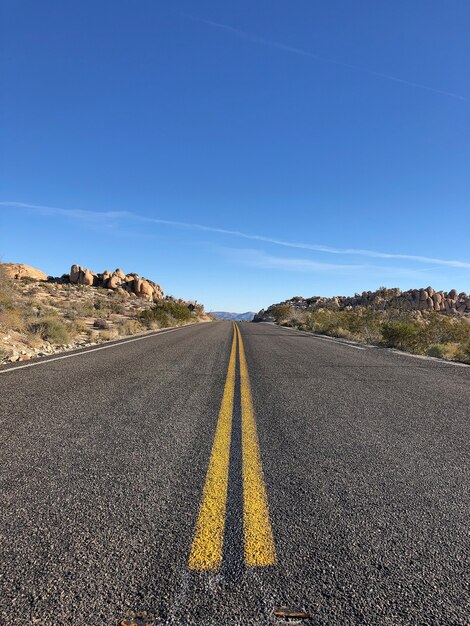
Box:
[1, 321, 469, 625]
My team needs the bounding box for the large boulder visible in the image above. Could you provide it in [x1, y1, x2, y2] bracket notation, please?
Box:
[50, 264, 167, 302]
[114, 268, 126, 280]
[153, 284, 164, 300]
[139, 279, 154, 301]
[1, 263, 48, 281]
[80, 268, 94, 286]
[107, 273, 122, 289]
[102, 270, 112, 284]
[70, 264, 83, 283]
[432, 292, 442, 310]
[123, 278, 134, 292]
[133, 277, 142, 295]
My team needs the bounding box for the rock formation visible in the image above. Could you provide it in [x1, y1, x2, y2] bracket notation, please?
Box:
[68, 265, 164, 301]
[1, 263, 48, 281]
[255, 286, 470, 321]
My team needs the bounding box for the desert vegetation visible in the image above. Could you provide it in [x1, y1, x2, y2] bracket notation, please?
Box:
[270, 304, 470, 364]
[0, 265, 210, 363]
[140, 300, 193, 329]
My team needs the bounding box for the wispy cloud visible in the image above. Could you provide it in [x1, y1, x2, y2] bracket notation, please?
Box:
[186, 15, 470, 104]
[0, 202, 132, 222]
[224, 248, 433, 278]
[1, 200, 470, 270]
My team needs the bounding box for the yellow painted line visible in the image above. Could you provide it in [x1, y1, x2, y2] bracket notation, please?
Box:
[236, 324, 277, 567]
[188, 323, 237, 570]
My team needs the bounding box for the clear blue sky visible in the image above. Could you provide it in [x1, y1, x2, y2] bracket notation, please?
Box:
[1, 1, 469, 312]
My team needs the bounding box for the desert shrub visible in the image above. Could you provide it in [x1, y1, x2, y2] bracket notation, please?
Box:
[418, 313, 468, 346]
[163, 300, 191, 322]
[302, 312, 317, 332]
[301, 310, 351, 338]
[140, 307, 171, 329]
[347, 310, 382, 343]
[334, 326, 352, 338]
[154, 308, 171, 327]
[285, 308, 305, 328]
[454, 341, 470, 364]
[140, 300, 191, 328]
[93, 318, 110, 330]
[63, 309, 78, 320]
[451, 318, 470, 343]
[28, 317, 70, 344]
[117, 319, 143, 336]
[20, 276, 37, 285]
[381, 320, 420, 351]
[108, 300, 125, 314]
[100, 329, 118, 341]
[427, 344, 450, 359]
[93, 297, 109, 311]
[85, 328, 97, 341]
[73, 301, 95, 317]
[69, 319, 88, 336]
[271, 304, 292, 323]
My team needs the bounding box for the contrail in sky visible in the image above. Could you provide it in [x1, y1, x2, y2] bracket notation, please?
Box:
[188, 16, 470, 103]
[2, 201, 470, 269]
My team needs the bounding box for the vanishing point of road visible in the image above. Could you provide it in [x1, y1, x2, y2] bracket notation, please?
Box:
[1, 321, 469, 625]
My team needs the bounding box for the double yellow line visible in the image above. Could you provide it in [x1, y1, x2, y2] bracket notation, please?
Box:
[188, 323, 276, 571]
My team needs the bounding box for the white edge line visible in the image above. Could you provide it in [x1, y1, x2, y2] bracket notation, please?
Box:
[0, 325, 195, 374]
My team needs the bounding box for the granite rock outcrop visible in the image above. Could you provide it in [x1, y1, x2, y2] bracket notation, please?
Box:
[68, 265, 164, 301]
[255, 286, 470, 321]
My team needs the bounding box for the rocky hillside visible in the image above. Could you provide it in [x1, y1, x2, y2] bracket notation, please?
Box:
[255, 286, 470, 364]
[0, 263, 211, 364]
[255, 286, 470, 322]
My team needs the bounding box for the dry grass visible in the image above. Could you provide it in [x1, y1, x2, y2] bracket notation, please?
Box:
[28, 317, 71, 345]
[100, 329, 119, 341]
[0, 308, 26, 332]
[117, 319, 144, 336]
[0, 273, 205, 362]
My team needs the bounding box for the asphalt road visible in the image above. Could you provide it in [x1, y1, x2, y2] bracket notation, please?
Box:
[1, 321, 469, 626]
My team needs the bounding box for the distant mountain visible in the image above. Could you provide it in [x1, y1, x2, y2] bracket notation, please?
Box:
[210, 311, 256, 321]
